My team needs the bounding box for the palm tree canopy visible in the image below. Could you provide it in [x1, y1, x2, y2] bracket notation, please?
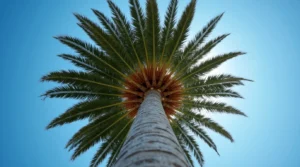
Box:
[42, 0, 251, 166]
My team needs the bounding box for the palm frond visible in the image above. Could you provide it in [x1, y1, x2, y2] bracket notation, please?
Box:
[184, 74, 251, 90]
[92, 9, 123, 45]
[70, 112, 130, 160]
[175, 34, 229, 74]
[173, 13, 224, 72]
[58, 54, 122, 83]
[159, 0, 178, 64]
[107, 130, 128, 167]
[108, 0, 144, 65]
[41, 70, 144, 96]
[186, 88, 244, 99]
[66, 109, 125, 150]
[171, 122, 195, 167]
[108, 0, 152, 88]
[182, 111, 234, 142]
[145, 0, 160, 66]
[179, 116, 219, 155]
[165, 74, 249, 97]
[75, 13, 135, 73]
[42, 85, 121, 100]
[180, 52, 245, 81]
[54, 36, 129, 78]
[46, 98, 122, 129]
[184, 100, 246, 116]
[179, 140, 194, 167]
[185, 13, 224, 57]
[90, 119, 133, 167]
[175, 120, 204, 167]
[145, 0, 161, 87]
[129, 0, 148, 63]
[166, 0, 196, 65]
[42, 70, 122, 89]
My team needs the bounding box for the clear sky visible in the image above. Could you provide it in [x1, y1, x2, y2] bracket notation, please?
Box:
[0, 0, 299, 167]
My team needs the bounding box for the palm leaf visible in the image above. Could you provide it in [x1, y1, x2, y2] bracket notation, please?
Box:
[42, 85, 121, 100]
[129, 0, 148, 63]
[166, 0, 196, 65]
[107, 130, 128, 167]
[180, 52, 246, 81]
[179, 116, 219, 155]
[173, 13, 224, 71]
[184, 100, 246, 116]
[46, 98, 122, 129]
[90, 119, 133, 167]
[92, 9, 123, 45]
[175, 120, 204, 167]
[75, 13, 135, 73]
[54, 36, 129, 78]
[159, 0, 178, 64]
[58, 54, 122, 83]
[71, 112, 130, 160]
[145, 0, 160, 66]
[186, 88, 244, 99]
[108, 0, 144, 65]
[175, 34, 229, 74]
[41, 70, 143, 96]
[182, 111, 234, 142]
[184, 74, 251, 90]
[66, 109, 126, 150]
[171, 122, 195, 167]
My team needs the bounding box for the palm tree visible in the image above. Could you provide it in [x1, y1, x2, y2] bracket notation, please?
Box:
[42, 0, 251, 166]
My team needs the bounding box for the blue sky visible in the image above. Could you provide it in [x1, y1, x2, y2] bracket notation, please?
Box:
[0, 0, 299, 166]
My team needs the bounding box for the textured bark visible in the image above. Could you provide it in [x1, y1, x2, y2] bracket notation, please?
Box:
[113, 90, 189, 167]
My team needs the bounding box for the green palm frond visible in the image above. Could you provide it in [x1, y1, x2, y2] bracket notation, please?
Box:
[146, 0, 160, 66]
[178, 116, 219, 155]
[54, 36, 129, 78]
[184, 74, 250, 90]
[66, 109, 126, 150]
[166, 0, 196, 64]
[130, 0, 148, 63]
[92, 9, 122, 44]
[173, 13, 224, 71]
[41, 70, 129, 92]
[184, 100, 246, 116]
[108, 0, 144, 66]
[75, 14, 135, 73]
[174, 120, 204, 167]
[90, 119, 132, 167]
[71, 112, 130, 160]
[172, 123, 194, 167]
[57, 54, 122, 84]
[181, 110, 234, 142]
[46, 98, 122, 129]
[107, 131, 128, 167]
[185, 87, 244, 99]
[42, 85, 121, 100]
[184, 13, 224, 56]
[180, 52, 246, 81]
[159, 0, 177, 64]
[180, 141, 194, 167]
[58, 54, 99, 73]
[175, 34, 230, 73]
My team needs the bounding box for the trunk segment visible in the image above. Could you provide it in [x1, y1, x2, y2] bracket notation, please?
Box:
[113, 90, 189, 167]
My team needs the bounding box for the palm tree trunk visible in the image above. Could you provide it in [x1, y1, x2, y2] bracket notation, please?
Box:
[113, 90, 189, 167]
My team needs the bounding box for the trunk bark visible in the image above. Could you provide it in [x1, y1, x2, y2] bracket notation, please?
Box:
[113, 90, 189, 167]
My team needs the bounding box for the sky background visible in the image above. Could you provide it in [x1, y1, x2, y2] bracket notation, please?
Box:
[0, 0, 300, 167]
